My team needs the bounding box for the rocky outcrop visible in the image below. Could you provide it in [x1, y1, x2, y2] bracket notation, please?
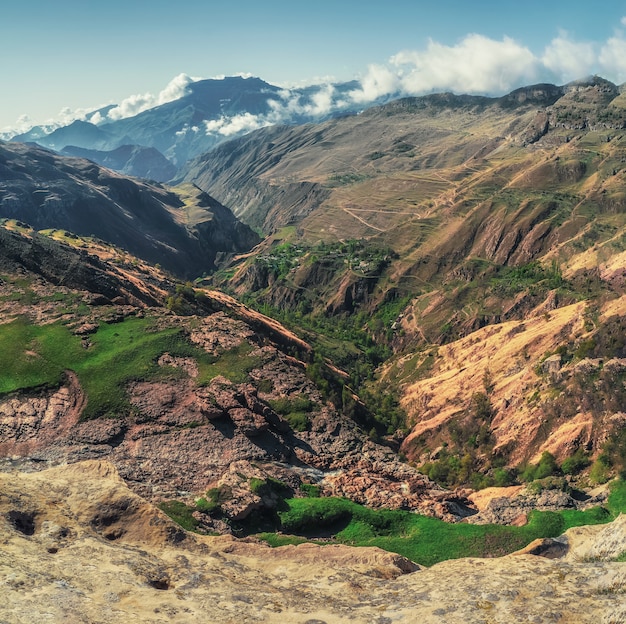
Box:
[322, 459, 475, 522]
[467, 485, 608, 526]
[1, 460, 625, 624]
[0, 227, 165, 306]
[0, 268, 466, 523]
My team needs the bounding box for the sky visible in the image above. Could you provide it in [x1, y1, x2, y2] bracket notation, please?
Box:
[3, 0, 626, 132]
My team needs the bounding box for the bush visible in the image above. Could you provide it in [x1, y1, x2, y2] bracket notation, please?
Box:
[257, 378, 274, 393]
[300, 483, 321, 498]
[196, 497, 220, 513]
[250, 477, 292, 500]
[520, 451, 560, 482]
[535, 452, 560, 479]
[493, 467, 516, 487]
[590, 458, 611, 484]
[561, 449, 591, 475]
[526, 476, 570, 495]
[268, 394, 316, 432]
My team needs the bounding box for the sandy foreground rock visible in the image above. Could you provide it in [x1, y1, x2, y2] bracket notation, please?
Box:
[1, 461, 625, 623]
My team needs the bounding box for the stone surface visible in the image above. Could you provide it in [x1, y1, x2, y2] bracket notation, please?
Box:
[0, 460, 624, 624]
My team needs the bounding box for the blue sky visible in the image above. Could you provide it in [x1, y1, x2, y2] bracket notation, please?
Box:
[3, 0, 626, 131]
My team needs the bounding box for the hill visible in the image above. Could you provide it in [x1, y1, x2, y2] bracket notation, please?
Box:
[0, 141, 259, 278]
[61, 144, 177, 183]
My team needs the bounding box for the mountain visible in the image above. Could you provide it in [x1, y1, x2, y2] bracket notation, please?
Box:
[61, 144, 177, 182]
[5, 77, 626, 616]
[179, 81, 567, 232]
[8, 76, 376, 171]
[0, 141, 259, 278]
[24, 119, 114, 151]
[182, 76, 626, 483]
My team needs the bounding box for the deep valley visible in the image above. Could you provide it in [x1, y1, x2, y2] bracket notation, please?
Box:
[2, 74, 626, 622]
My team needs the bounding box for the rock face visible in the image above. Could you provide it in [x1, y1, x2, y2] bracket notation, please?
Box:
[398, 296, 626, 472]
[467, 485, 609, 526]
[0, 460, 625, 624]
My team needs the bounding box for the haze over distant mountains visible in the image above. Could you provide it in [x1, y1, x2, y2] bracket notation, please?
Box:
[5, 76, 376, 171]
[6, 73, 626, 188]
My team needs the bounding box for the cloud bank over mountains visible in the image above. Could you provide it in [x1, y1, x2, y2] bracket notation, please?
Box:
[351, 28, 626, 103]
[5, 25, 626, 139]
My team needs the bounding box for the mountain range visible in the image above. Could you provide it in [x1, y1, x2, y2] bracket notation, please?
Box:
[179, 75, 626, 484]
[2, 73, 626, 622]
[7, 76, 371, 175]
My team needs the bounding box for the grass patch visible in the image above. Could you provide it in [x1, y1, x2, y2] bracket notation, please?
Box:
[158, 501, 200, 532]
[196, 341, 262, 385]
[75, 318, 201, 419]
[262, 482, 626, 566]
[268, 394, 316, 432]
[256, 533, 309, 547]
[301, 483, 322, 498]
[0, 315, 227, 420]
[607, 479, 626, 513]
[0, 318, 85, 393]
[0, 315, 263, 420]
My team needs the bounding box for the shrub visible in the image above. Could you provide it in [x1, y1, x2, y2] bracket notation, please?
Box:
[526, 476, 570, 495]
[196, 497, 220, 513]
[300, 483, 321, 498]
[268, 394, 316, 432]
[535, 452, 560, 479]
[590, 458, 611, 484]
[250, 477, 292, 499]
[493, 467, 516, 487]
[561, 449, 591, 475]
[257, 378, 274, 393]
[521, 452, 560, 482]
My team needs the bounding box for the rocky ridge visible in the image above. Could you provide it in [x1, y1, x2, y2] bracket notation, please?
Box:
[0, 141, 259, 278]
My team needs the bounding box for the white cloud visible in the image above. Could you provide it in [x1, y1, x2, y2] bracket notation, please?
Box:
[0, 114, 33, 138]
[621, 16, 626, 27]
[107, 73, 197, 121]
[89, 111, 105, 125]
[349, 64, 401, 103]
[599, 35, 626, 84]
[204, 112, 273, 137]
[346, 31, 626, 106]
[12, 28, 626, 143]
[270, 84, 343, 118]
[156, 73, 195, 105]
[542, 33, 596, 83]
[354, 35, 538, 101]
